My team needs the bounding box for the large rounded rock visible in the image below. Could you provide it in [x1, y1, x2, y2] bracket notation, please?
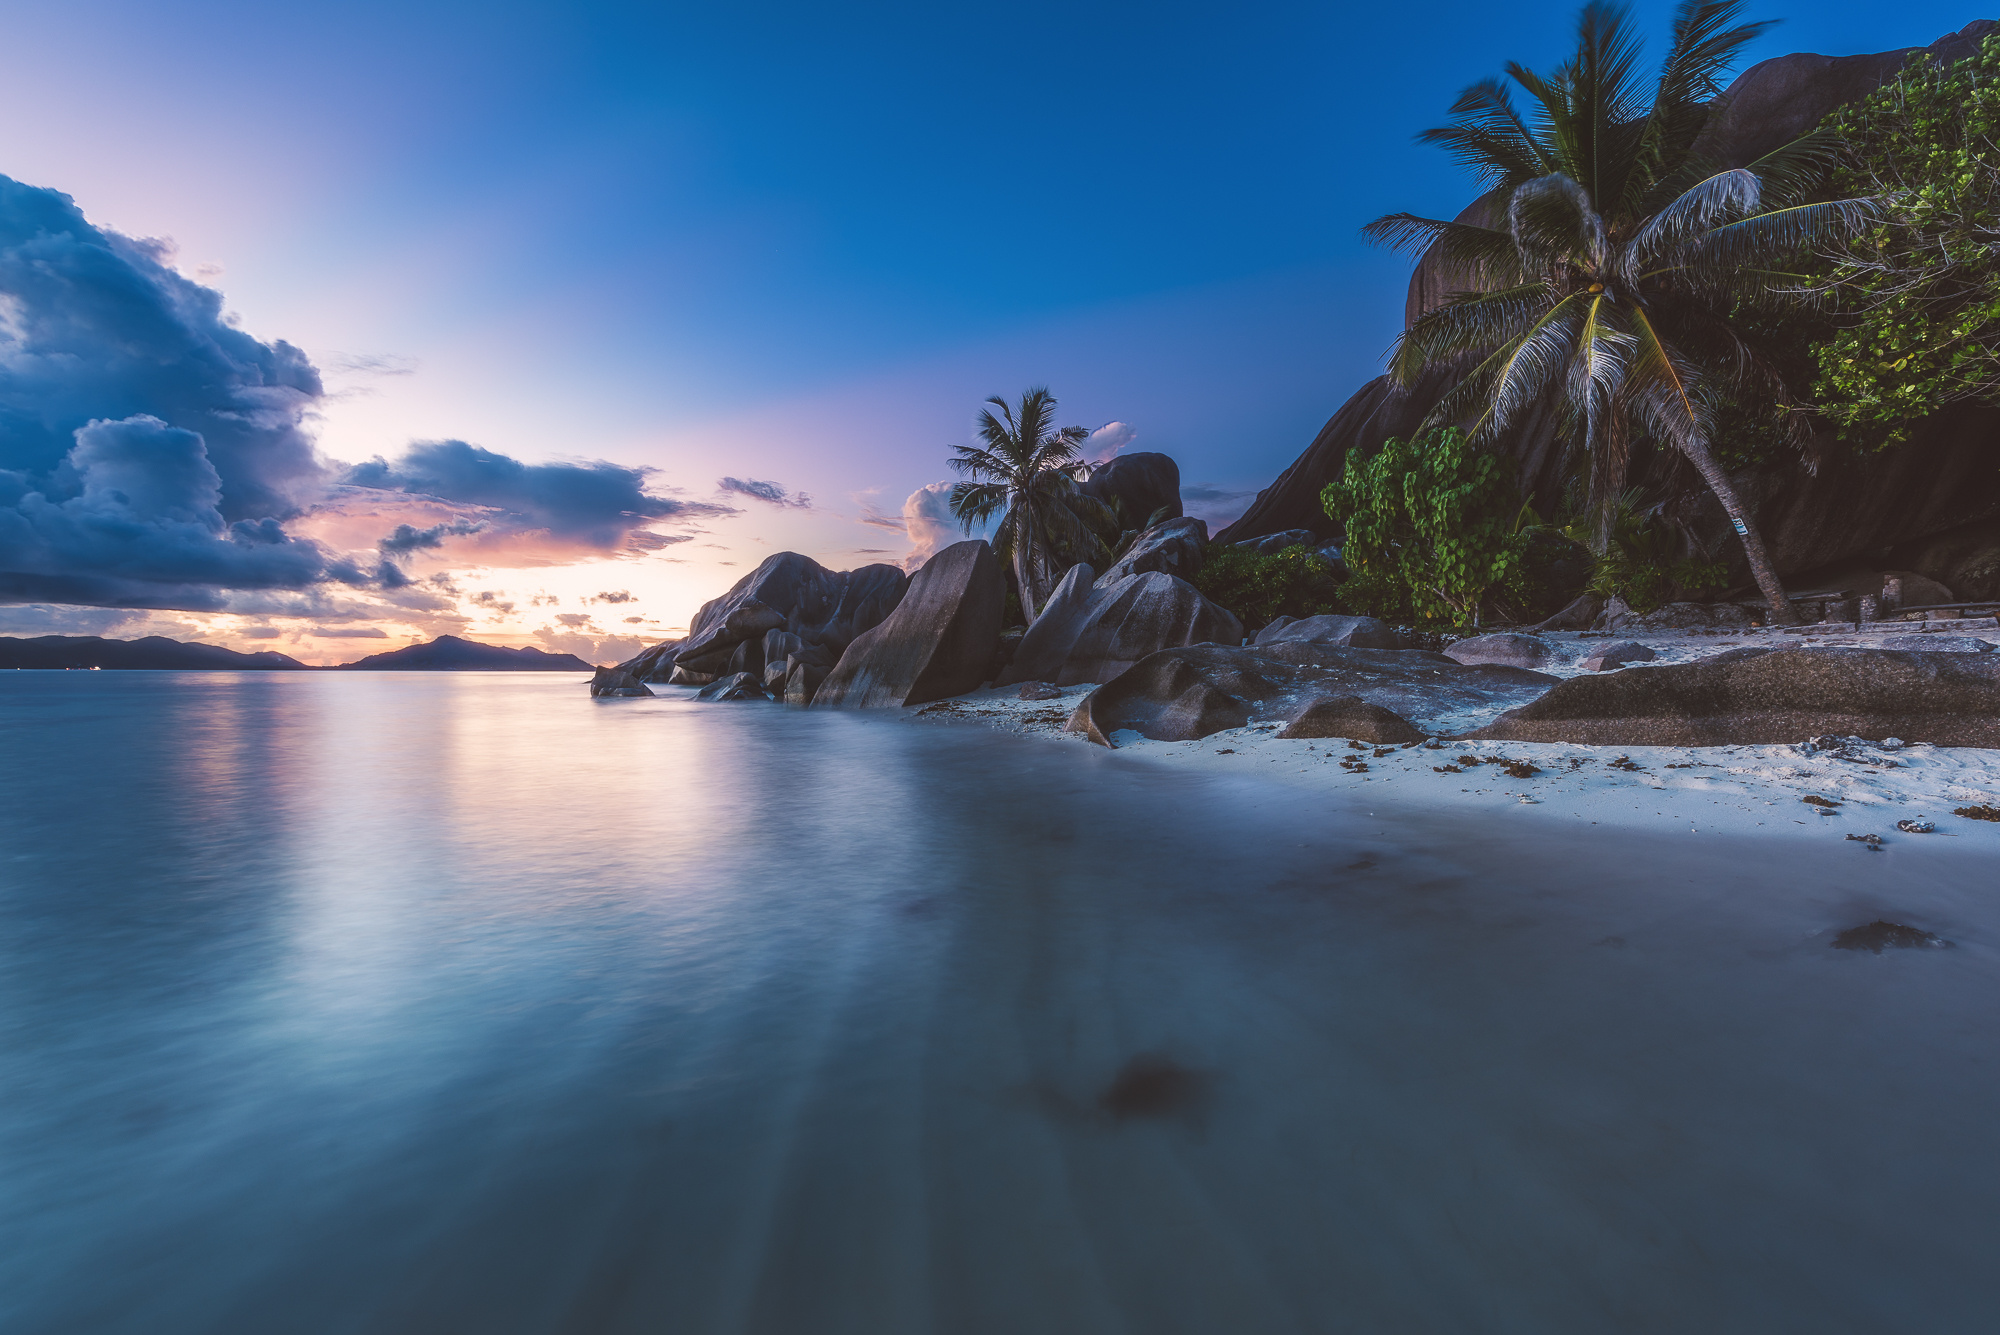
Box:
[589, 666, 654, 698]
[1470, 646, 2000, 747]
[1099, 517, 1209, 585]
[1066, 643, 1556, 746]
[1235, 528, 1318, 556]
[1445, 632, 1553, 669]
[1276, 696, 1425, 743]
[695, 672, 767, 702]
[1078, 452, 1182, 527]
[812, 540, 1005, 708]
[1578, 640, 1656, 672]
[1001, 563, 1242, 686]
[1254, 614, 1409, 650]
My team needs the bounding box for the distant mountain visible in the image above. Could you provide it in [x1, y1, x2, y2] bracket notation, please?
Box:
[0, 635, 306, 670]
[335, 635, 594, 671]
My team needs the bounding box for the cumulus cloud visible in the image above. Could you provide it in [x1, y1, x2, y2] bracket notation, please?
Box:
[378, 517, 486, 556]
[1083, 421, 1138, 465]
[1180, 481, 1258, 527]
[898, 480, 997, 572]
[341, 441, 730, 558]
[0, 415, 335, 608]
[0, 177, 323, 521]
[592, 589, 633, 603]
[718, 476, 811, 508]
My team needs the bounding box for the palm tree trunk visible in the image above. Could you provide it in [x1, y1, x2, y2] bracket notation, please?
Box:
[1679, 436, 1798, 627]
[1013, 510, 1040, 623]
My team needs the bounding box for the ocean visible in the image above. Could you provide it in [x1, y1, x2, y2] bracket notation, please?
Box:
[3, 671, 1996, 1333]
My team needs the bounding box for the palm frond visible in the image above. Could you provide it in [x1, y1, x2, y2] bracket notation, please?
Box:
[1681, 197, 1881, 270]
[1391, 282, 1558, 383]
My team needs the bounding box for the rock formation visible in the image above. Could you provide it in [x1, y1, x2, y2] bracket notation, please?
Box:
[1217, 21, 2000, 594]
[1098, 516, 1209, 584]
[1276, 696, 1427, 743]
[1065, 643, 1556, 745]
[589, 666, 654, 697]
[1078, 451, 1183, 527]
[812, 540, 1005, 708]
[1444, 632, 1556, 669]
[1470, 646, 2000, 746]
[1254, 614, 1411, 650]
[617, 553, 907, 687]
[1002, 561, 1243, 687]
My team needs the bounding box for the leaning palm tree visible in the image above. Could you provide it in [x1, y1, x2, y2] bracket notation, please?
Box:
[1365, 0, 1876, 624]
[946, 387, 1095, 620]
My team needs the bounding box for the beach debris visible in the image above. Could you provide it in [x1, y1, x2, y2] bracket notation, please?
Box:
[1517, 795, 1538, 804]
[1832, 920, 1949, 952]
[1953, 804, 2000, 821]
[1895, 819, 1936, 834]
[1501, 759, 1540, 778]
[1845, 833, 1883, 848]
[1803, 795, 1841, 809]
[1433, 764, 1462, 773]
[1214, 748, 1234, 754]
[1017, 681, 1064, 701]
[1608, 755, 1643, 771]
[1373, 747, 1395, 758]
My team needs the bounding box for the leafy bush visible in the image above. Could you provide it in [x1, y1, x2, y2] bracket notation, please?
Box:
[1563, 492, 1727, 613]
[1190, 543, 1342, 630]
[1320, 429, 1530, 626]
[1811, 32, 2000, 448]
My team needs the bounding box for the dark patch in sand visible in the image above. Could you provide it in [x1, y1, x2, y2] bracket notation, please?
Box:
[1099, 1054, 1210, 1122]
[1832, 920, 1950, 953]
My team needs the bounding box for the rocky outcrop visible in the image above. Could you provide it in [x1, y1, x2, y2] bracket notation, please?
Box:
[1469, 646, 2000, 747]
[1002, 563, 1243, 686]
[1218, 22, 2000, 590]
[1078, 452, 1183, 527]
[1235, 528, 1319, 556]
[589, 666, 654, 698]
[618, 553, 907, 683]
[1254, 614, 1410, 650]
[1577, 640, 1657, 672]
[812, 540, 1005, 708]
[1276, 696, 1426, 743]
[1877, 634, 1994, 653]
[696, 672, 768, 702]
[1065, 643, 1557, 745]
[1099, 517, 1209, 584]
[1445, 632, 1555, 669]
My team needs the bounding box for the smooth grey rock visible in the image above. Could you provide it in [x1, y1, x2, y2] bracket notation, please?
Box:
[1098, 517, 1209, 586]
[1628, 601, 1715, 630]
[1876, 635, 1994, 653]
[1002, 564, 1242, 686]
[1276, 695, 1425, 743]
[1445, 632, 1553, 669]
[589, 666, 654, 698]
[1253, 614, 1410, 651]
[813, 540, 1005, 708]
[1533, 593, 1603, 632]
[695, 672, 767, 702]
[1470, 645, 2000, 747]
[1578, 640, 1656, 672]
[783, 660, 829, 707]
[1066, 643, 1556, 746]
[1699, 646, 1777, 665]
[1590, 596, 1633, 633]
[1018, 681, 1064, 700]
[1077, 452, 1182, 527]
[1235, 528, 1318, 556]
[668, 665, 718, 687]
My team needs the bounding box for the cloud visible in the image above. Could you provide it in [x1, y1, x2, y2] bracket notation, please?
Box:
[307, 625, 388, 638]
[378, 517, 486, 556]
[592, 589, 633, 603]
[1179, 481, 1258, 527]
[718, 476, 811, 508]
[343, 440, 731, 557]
[898, 480, 996, 572]
[0, 415, 335, 608]
[329, 353, 417, 377]
[0, 176, 324, 522]
[1084, 421, 1138, 465]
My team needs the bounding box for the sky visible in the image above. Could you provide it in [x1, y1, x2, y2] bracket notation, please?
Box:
[0, 0, 1982, 664]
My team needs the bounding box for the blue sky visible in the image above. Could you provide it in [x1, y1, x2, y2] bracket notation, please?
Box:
[0, 0, 1983, 659]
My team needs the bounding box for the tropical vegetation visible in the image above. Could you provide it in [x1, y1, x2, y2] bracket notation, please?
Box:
[1363, 0, 1877, 624]
[1188, 542, 1343, 630]
[946, 387, 1097, 620]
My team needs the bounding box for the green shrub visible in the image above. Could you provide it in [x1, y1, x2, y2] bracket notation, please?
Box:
[1190, 543, 1343, 630]
[1320, 428, 1531, 626]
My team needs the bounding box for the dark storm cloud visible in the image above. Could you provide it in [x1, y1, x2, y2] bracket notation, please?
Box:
[347, 441, 734, 551]
[0, 176, 324, 522]
[718, 476, 811, 509]
[0, 415, 332, 609]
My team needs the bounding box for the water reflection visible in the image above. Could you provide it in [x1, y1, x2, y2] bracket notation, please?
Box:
[1, 673, 1997, 1334]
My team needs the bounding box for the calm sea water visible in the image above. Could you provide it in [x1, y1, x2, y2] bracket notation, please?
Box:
[2, 671, 1997, 1334]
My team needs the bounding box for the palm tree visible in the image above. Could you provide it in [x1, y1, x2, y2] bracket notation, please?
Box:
[946, 387, 1095, 620]
[1365, 0, 1875, 624]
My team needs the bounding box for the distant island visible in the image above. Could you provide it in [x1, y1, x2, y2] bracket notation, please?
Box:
[0, 635, 306, 671]
[334, 635, 593, 671]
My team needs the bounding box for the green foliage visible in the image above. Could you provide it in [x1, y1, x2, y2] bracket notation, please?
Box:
[1190, 543, 1343, 630]
[1562, 491, 1728, 612]
[1320, 429, 1531, 626]
[1811, 32, 2000, 448]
